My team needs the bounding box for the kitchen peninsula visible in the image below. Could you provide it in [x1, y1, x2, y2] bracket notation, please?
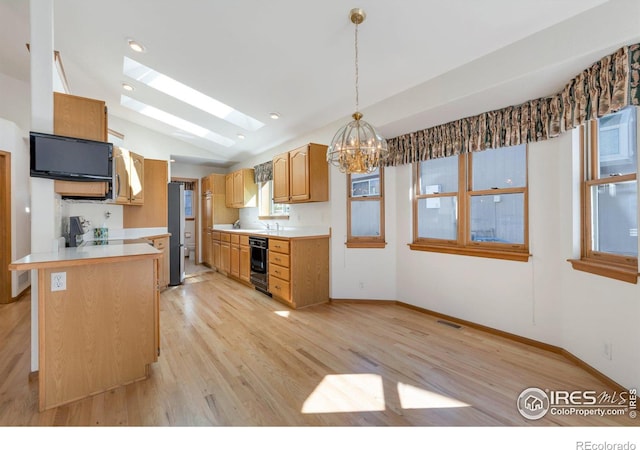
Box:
[9, 243, 161, 411]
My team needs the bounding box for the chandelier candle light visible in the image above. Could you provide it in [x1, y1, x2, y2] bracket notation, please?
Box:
[327, 8, 389, 174]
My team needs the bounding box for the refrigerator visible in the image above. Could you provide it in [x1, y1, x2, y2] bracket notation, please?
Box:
[168, 182, 185, 286]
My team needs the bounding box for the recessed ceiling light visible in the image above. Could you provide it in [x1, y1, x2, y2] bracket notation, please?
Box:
[269, 112, 280, 120]
[169, 159, 176, 163]
[127, 39, 145, 53]
[237, 133, 245, 140]
[122, 82, 134, 91]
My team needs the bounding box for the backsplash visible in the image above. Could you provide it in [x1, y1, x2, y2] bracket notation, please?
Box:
[239, 201, 331, 231]
[61, 200, 123, 241]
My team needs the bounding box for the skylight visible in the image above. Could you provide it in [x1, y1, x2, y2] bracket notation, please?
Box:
[120, 95, 235, 147]
[122, 57, 264, 132]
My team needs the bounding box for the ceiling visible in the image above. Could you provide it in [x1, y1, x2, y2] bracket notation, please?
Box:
[1, 0, 635, 168]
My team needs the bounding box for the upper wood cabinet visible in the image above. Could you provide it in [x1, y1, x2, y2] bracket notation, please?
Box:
[53, 92, 110, 198]
[53, 92, 107, 141]
[272, 143, 328, 204]
[123, 159, 168, 229]
[114, 147, 144, 205]
[225, 169, 257, 208]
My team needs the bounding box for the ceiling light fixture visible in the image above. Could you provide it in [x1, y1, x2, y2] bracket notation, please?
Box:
[237, 133, 245, 140]
[269, 112, 280, 120]
[122, 82, 134, 91]
[127, 39, 145, 53]
[327, 8, 388, 174]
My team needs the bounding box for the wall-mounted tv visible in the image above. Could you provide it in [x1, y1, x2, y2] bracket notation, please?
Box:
[30, 131, 113, 182]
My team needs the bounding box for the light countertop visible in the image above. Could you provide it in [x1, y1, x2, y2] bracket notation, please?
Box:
[211, 225, 331, 239]
[9, 243, 161, 270]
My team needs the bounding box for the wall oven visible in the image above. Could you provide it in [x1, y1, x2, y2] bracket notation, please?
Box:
[249, 236, 270, 294]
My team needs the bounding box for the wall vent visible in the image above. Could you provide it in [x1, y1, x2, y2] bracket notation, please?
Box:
[437, 319, 462, 329]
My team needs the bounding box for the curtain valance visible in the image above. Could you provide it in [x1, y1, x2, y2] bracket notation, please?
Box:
[254, 160, 273, 184]
[384, 43, 640, 166]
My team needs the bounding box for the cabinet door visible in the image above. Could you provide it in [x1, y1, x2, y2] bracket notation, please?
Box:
[240, 245, 250, 283]
[113, 147, 131, 204]
[130, 152, 145, 205]
[153, 237, 170, 290]
[53, 92, 107, 141]
[233, 171, 243, 207]
[225, 174, 234, 207]
[212, 239, 221, 269]
[221, 243, 230, 273]
[202, 230, 211, 267]
[272, 152, 290, 203]
[289, 145, 310, 202]
[230, 244, 240, 278]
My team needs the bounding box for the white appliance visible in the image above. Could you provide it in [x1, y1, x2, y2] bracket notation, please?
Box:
[168, 182, 185, 285]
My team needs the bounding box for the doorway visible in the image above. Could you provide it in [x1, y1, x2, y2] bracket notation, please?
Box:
[0, 151, 12, 304]
[170, 177, 199, 274]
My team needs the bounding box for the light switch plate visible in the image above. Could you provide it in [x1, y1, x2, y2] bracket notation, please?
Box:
[51, 272, 66, 291]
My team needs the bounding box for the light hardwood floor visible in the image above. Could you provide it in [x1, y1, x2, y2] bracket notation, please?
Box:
[0, 270, 635, 426]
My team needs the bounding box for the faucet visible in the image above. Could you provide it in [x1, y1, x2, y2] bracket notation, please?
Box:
[275, 222, 280, 232]
[259, 221, 270, 230]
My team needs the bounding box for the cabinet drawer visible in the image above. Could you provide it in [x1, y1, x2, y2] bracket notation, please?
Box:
[268, 251, 290, 268]
[220, 233, 231, 243]
[211, 231, 220, 241]
[269, 275, 291, 302]
[230, 234, 240, 244]
[269, 265, 290, 282]
[269, 239, 289, 254]
[240, 235, 249, 246]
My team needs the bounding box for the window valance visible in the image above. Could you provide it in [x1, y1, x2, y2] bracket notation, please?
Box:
[254, 160, 273, 183]
[385, 43, 640, 166]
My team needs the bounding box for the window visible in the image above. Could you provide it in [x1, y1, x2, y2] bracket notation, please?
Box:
[347, 168, 385, 248]
[258, 180, 290, 219]
[184, 189, 193, 218]
[411, 144, 528, 261]
[570, 106, 638, 283]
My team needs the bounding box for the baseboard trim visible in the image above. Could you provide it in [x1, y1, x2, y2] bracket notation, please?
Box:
[11, 286, 30, 303]
[329, 298, 627, 392]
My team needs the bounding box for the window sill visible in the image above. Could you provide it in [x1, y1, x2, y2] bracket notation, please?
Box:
[346, 241, 387, 249]
[568, 258, 638, 284]
[409, 243, 530, 262]
[258, 215, 289, 220]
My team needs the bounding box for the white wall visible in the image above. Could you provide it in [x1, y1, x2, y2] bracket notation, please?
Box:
[0, 118, 31, 297]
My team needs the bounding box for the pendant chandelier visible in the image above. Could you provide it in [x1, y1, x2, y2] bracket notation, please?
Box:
[327, 8, 388, 174]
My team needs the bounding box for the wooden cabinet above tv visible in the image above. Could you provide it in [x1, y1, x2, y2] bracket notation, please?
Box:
[52, 92, 110, 198]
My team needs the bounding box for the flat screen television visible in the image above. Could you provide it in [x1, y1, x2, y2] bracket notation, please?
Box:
[30, 131, 113, 182]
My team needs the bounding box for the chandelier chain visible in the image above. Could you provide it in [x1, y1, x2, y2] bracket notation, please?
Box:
[354, 20, 359, 114]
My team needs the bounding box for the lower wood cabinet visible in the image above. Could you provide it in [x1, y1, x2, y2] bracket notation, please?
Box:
[239, 236, 250, 284]
[268, 237, 329, 309]
[211, 231, 221, 269]
[230, 234, 240, 278]
[151, 236, 170, 290]
[220, 232, 231, 274]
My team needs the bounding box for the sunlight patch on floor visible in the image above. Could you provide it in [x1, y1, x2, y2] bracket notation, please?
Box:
[302, 374, 385, 413]
[274, 311, 290, 318]
[397, 382, 470, 409]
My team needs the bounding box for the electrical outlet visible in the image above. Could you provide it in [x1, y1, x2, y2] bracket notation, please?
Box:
[51, 272, 66, 292]
[359, 281, 365, 289]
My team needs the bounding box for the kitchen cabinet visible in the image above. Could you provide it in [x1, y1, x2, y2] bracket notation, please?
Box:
[151, 236, 170, 290]
[203, 229, 212, 267]
[272, 143, 328, 204]
[123, 159, 167, 228]
[225, 169, 257, 208]
[268, 236, 329, 308]
[220, 232, 231, 274]
[53, 92, 110, 198]
[201, 174, 238, 266]
[114, 147, 144, 205]
[211, 231, 221, 269]
[230, 234, 240, 278]
[239, 235, 250, 284]
[8, 244, 160, 411]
